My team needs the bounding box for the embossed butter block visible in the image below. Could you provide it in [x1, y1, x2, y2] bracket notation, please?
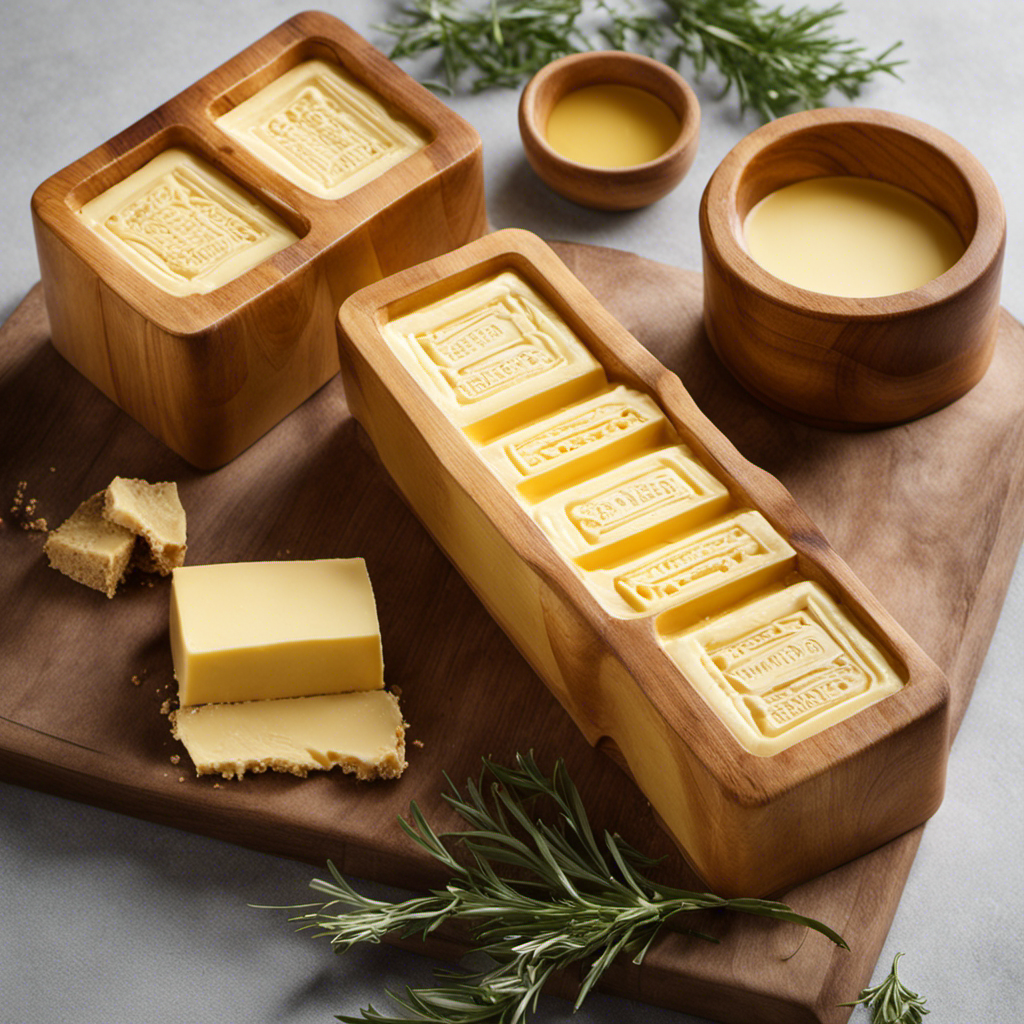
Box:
[337, 228, 950, 897]
[31, 12, 486, 468]
[481, 385, 673, 501]
[215, 59, 428, 200]
[533, 445, 731, 570]
[590, 510, 796, 630]
[665, 581, 904, 755]
[383, 271, 606, 442]
[77, 148, 298, 297]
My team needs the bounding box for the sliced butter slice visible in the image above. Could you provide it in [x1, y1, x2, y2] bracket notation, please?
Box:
[104, 476, 186, 575]
[481, 385, 673, 502]
[44, 492, 136, 598]
[170, 558, 384, 707]
[532, 445, 731, 570]
[170, 690, 406, 780]
[664, 580, 905, 756]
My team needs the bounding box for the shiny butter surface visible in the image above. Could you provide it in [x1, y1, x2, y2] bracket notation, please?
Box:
[77, 148, 297, 296]
[215, 59, 427, 200]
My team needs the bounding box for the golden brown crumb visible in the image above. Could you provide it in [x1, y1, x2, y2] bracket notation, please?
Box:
[170, 754, 180, 765]
[413, 738, 424, 748]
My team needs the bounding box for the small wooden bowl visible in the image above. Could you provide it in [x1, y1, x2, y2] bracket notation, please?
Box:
[700, 107, 1005, 428]
[519, 52, 700, 211]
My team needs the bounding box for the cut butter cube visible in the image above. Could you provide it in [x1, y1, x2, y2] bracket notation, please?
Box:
[170, 558, 384, 707]
[170, 690, 406, 780]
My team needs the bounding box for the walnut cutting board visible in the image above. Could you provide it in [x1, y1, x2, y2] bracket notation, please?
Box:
[2, 242, 1023, 1024]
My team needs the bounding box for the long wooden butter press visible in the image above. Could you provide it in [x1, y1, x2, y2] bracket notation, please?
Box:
[336, 229, 949, 897]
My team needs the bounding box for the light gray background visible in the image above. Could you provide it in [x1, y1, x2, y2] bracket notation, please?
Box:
[1, 2, 1021, 1022]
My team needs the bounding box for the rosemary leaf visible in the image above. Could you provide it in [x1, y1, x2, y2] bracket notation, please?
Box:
[841, 952, 929, 1024]
[285, 752, 847, 1024]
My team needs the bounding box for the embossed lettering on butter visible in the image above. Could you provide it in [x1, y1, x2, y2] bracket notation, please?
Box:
[215, 59, 427, 200]
[482, 386, 671, 500]
[533, 447, 730, 569]
[384, 272, 605, 441]
[665, 581, 905, 755]
[584, 511, 794, 628]
[78, 148, 298, 296]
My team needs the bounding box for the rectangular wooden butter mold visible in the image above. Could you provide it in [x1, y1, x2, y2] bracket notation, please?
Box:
[31, 11, 487, 469]
[336, 229, 950, 897]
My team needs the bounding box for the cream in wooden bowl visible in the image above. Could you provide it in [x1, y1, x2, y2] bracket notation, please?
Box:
[699, 107, 1005, 429]
[519, 52, 700, 210]
[31, 12, 487, 469]
[336, 228, 950, 897]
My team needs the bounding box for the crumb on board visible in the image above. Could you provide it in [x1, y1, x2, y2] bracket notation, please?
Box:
[413, 738, 424, 748]
[170, 754, 180, 765]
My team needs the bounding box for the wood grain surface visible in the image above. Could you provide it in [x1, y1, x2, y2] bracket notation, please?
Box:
[2, 242, 1023, 1024]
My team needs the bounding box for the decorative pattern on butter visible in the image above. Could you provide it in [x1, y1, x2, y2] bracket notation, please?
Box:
[532, 446, 730, 570]
[483, 386, 670, 500]
[78, 148, 297, 296]
[383, 272, 605, 441]
[664, 582, 904, 755]
[215, 59, 427, 200]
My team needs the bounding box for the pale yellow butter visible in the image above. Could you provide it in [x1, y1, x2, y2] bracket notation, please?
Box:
[480, 385, 672, 501]
[170, 690, 406, 781]
[170, 558, 383, 707]
[383, 272, 606, 443]
[77, 148, 298, 296]
[531, 445, 730, 570]
[215, 59, 427, 200]
[664, 580, 905, 755]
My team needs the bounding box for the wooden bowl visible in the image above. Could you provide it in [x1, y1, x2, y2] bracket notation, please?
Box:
[31, 12, 487, 469]
[519, 52, 700, 211]
[337, 227, 949, 897]
[700, 107, 1005, 428]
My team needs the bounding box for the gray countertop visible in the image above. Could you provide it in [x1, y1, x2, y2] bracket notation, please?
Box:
[1, 2, 1021, 1022]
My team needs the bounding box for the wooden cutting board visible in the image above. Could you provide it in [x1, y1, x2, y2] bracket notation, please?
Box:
[2, 242, 1022, 1024]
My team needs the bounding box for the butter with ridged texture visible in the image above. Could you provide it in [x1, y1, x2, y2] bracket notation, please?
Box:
[170, 558, 383, 708]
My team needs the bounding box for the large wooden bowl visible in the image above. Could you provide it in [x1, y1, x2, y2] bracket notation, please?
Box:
[519, 51, 700, 211]
[699, 107, 1005, 428]
[31, 12, 487, 469]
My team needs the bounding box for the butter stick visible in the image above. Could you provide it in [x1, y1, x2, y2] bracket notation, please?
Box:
[170, 558, 384, 707]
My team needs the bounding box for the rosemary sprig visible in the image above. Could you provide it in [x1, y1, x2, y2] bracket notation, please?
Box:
[286, 752, 846, 1023]
[376, 1, 904, 119]
[377, 0, 589, 94]
[841, 952, 929, 1024]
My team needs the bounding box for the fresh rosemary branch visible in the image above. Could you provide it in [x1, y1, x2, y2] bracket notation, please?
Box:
[841, 952, 929, 1024]
[376, 1, 904, 119]
[287, 752, 846, 1024]
[377, 0, 590, 94]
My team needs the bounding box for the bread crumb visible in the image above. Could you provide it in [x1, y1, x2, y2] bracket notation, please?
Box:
[170, 754, 180, 765]
[413, 738, 424, 748]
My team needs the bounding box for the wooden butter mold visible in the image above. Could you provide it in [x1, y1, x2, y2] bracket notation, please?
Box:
[337, 228, 950, 897]
[31, 10, 487, 470]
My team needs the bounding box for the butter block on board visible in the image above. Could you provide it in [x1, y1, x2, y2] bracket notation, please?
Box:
[170, 690, 406, 780]
[170, 559, 383, 707]
[336, 228, 950, 897]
